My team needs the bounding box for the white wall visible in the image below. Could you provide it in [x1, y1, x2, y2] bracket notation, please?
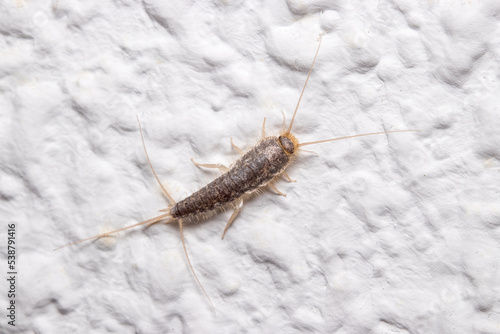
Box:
[1, 1, 499, 333]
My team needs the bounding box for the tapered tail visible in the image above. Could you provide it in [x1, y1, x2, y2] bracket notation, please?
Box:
[54, 213, 173, 251]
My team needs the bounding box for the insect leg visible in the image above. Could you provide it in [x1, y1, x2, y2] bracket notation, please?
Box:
[281, 171, 296, 183]
[267, 183, 287, 197]
[261, 117, 266, 138]
[191, 158, 229, 174]
[299, 148, 320, 156]
[230, 137, 244, 154]
[280, 110, 286, 133]
[221, 198, 243, 240]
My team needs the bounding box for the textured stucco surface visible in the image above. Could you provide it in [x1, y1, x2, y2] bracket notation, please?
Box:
[1, 0, 500, 333]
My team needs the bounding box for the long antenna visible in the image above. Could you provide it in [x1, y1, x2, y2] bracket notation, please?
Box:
[298, 130, 418, 147]
[286, 34, 323, 135]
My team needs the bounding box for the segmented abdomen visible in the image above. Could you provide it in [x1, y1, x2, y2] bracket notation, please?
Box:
[171, 137, 290, 218]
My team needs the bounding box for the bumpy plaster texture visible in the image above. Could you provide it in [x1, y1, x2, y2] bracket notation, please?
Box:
[1, 0, 500, 333]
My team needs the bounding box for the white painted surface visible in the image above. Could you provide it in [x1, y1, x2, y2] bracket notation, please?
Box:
[1, 0, 500, 333]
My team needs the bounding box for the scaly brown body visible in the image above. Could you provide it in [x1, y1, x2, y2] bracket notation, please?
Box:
[172, 137, 290, 218]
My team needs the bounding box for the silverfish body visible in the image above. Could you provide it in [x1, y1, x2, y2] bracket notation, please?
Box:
[172, 136, 294, 218]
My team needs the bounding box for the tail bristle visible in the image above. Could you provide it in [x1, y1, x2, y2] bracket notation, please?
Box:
[54, 213, 173, 251]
